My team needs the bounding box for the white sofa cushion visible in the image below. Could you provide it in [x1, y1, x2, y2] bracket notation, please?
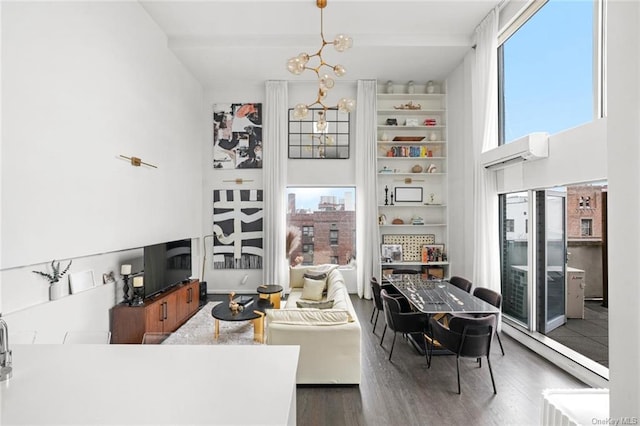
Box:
[301, 277, 325, 301]
[266, 308, 349, 325]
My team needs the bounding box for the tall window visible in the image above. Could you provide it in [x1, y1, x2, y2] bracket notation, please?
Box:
[581, 218, 593, 237]
[286, 187, 355, 265]
[499, 0, 597, 144]
[329, 230, 339, 246]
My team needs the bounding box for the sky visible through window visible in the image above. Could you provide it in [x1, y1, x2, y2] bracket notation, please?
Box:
[287, 187, 355, 211]
[503, 0, 594, 143]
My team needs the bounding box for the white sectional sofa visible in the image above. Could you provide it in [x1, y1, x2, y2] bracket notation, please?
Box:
[265, 265, 361, 385]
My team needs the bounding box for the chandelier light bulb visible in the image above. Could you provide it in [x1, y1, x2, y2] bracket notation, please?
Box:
[298, 52, 310, 65]
[287, 57, 304, 75]
[320, 74, 335, 89]
[333, 34, 353, 52]
[337, 98, 356, 113]
[293, 104, 309, 120]
[316, 119, 328, 132]
[333, 64, 346, 77]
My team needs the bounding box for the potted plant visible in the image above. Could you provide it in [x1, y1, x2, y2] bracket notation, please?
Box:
[32, 259, 72, 301]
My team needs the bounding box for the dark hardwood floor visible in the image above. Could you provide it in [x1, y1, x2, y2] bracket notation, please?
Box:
[296, 294, 589, 426]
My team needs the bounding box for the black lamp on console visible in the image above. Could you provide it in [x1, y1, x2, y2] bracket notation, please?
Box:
[131, 276, 144, 306]
[120, 264, 132, 304]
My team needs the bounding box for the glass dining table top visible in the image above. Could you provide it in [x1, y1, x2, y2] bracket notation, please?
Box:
[384, 274, 500, 315]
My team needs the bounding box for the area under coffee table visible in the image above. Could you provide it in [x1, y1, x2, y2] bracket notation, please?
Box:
[211, 298, 272, 343]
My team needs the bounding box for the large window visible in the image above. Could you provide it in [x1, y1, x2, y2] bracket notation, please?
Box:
[286, 187, 355, 266]
[499, 0, 597, 144]
[500, 182, 608, 368]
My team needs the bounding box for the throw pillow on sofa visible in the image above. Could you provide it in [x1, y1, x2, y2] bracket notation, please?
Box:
[289, 264, 339, 288]
[304, 272, 328, 292]
[301, 277, 325, 301]
[296, 299, 334, 309]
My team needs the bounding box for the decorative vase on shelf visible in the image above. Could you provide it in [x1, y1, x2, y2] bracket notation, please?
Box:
[32, 259, 72, 302]
[381, 132, 389, 141]
[426, 80, 435, 94]
[407, 81, 415, 94]
[429, 131, 438, 141]
[49, 280, 65, 301]
[386, 80, 394, 94]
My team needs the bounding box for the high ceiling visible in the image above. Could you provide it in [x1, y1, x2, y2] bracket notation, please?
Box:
[140, 0, 501, 88]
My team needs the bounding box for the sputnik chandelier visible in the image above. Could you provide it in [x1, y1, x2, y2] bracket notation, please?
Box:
[287, 0, 356, 126]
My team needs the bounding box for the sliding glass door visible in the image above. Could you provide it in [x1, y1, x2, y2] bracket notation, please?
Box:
[540, 190, 567, 333]
[500, 192, 529, 326]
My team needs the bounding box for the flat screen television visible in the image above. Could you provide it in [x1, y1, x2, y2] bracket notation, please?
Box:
[143, 238, 192, 299]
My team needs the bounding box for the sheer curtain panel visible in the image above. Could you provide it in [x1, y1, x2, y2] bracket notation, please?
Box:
[356, 80, 379, 299]
[263, 81, 289, 288]
[472, 8, 501, 293]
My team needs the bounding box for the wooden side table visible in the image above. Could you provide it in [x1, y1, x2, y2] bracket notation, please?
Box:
[257, 284, 284, 309]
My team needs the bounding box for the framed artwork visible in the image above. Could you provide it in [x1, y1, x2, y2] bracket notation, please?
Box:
[422, 244, 445, 263]
[382, 234, 435, 261]
[69, 270, 96, 294]
[213, 103, 262, 169]
[381, 244, 403, 263]
[213, 189, 263, 269]
[394, 186, 423, 202]
[288, 108, 350, 159]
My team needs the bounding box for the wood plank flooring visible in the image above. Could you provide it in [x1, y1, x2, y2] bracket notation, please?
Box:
[296, 294, 589, 426]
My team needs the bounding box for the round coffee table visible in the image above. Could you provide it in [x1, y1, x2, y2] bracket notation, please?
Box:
[211, 298, 272, 343]
[257, 284, 284, 309]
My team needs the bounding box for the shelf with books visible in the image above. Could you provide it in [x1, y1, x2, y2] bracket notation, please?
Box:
[377, 81, 449, 279]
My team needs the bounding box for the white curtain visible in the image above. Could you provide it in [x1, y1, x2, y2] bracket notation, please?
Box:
[472, 8, 501, 292]
[263, 81, 289, 288]
[355, 80, 379, 299]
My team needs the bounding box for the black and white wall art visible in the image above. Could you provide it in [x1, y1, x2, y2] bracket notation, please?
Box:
[213, 189, 263, 269]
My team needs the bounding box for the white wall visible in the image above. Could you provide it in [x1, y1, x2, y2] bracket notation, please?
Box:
[0, 3, 202, 333]
[1, 2, 203, 269]
[607, 1, 640, 417]
[201, 80, 358, 293]
[446, 54, 475, 281]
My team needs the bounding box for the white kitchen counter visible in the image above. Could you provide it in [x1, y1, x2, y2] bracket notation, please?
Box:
[0, 344, 299, 425]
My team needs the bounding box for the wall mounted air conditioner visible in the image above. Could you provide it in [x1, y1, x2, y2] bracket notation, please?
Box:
[481, 132, 549, 169]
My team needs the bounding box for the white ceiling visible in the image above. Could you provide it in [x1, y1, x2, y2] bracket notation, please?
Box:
[140, 0, 501, 89]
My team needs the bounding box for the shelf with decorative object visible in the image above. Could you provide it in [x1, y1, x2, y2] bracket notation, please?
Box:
[381, 261, 449, 266]
[377, 81, 448, 279]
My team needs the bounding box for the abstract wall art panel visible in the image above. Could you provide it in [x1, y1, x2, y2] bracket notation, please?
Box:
[213, 189, 263, 269]
[213, 103, 262, 169]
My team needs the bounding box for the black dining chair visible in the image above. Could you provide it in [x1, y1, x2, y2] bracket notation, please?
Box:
[371, 277, 410, 334]
[449, 276, 473, 293]
[370, 277, 384, 331]
[380, 289, 428, 361]
[426, 315, 497, 394]
[470, 287, 505, 356]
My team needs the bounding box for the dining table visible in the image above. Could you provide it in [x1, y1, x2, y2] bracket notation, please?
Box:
[384, 274, 500, 354]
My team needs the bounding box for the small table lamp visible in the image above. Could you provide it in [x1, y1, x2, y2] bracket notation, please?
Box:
[120, 264, 132, 303]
